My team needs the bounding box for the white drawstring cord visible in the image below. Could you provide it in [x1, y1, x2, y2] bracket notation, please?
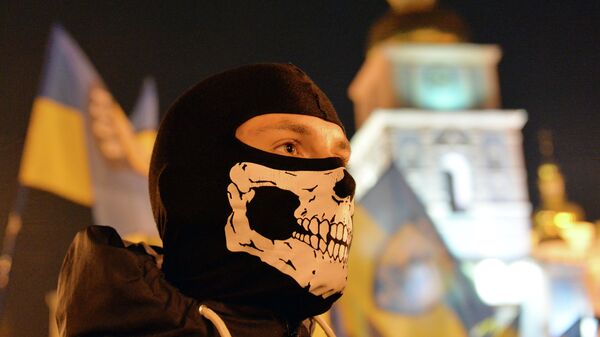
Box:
[314, 315, 337, 337]
[198, 304, 337, 337]
[199, 304, 233, 337]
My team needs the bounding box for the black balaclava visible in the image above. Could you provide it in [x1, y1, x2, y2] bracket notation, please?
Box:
[149, 64, 355, 322]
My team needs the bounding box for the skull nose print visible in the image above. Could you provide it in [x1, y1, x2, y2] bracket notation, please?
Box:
[246, 186, 300, 240]
[333, 169, 355, 199]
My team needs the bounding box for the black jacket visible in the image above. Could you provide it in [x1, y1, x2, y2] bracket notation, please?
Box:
[56, 226, 314, 337]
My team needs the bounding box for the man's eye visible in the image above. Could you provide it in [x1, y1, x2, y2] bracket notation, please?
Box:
[275, 142, 299, 156]
[283, 143, 296, 154]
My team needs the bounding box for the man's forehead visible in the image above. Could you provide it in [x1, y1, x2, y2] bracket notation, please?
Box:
[253, 117, 312, 134]
[253, 115, 337, 131]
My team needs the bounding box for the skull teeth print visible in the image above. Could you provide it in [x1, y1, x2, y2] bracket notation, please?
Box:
[292, 216, 351, 262]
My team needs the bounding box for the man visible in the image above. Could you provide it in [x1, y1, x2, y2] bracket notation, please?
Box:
[56, 63, 355, 337]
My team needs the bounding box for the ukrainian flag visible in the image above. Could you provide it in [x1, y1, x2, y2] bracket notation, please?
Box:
[131, 77, 159, 154]
[19, 24, 99, 205]
[19, 25, 158, 238]
[90, 77, 158, 238]
[331, 164, 505, 337]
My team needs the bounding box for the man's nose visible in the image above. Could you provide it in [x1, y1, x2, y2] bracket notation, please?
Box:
[334, 169, 355, 199]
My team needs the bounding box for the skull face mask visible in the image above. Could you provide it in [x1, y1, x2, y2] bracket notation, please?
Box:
[149, 63, 354, 320]
[226, 162, 354, 298]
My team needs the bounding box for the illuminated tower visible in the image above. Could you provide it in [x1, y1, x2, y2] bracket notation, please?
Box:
[348, 1, 531, 260]
[343, 2, 537, 337]
[350, 108, 531, 260]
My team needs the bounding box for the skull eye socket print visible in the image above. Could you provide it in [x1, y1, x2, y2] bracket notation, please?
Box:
[245, 186, 300, 241]
[225, 162, 355, 298]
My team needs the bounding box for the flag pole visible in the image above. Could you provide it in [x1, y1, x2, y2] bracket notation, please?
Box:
[0, 186, 28, 316]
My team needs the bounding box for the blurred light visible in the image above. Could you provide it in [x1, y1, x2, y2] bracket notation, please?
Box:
[473, 258, 544, 305]
[580, 316, 598, 337]
[560, 221, 595, 254]
[555, 212, 576, 228]
[538, 163, 560, 180]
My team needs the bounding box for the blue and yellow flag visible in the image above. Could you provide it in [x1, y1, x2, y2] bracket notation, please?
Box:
[331, 164, 502, 337]
[19, 24, 99, 205]
[89, 77, 159, 238]
[131, 77, 160, 157]
[19, 25, 158, 238]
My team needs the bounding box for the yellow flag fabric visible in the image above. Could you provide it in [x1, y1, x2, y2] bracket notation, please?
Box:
[135, 130, 158, 157]
[333, 205, 467, 337]
[19, 98, 92, 205]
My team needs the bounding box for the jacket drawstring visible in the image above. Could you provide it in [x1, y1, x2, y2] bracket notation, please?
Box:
[199, 305, 233, 337]
[313, 315, 336, 337]
[198, 304, 337, 337]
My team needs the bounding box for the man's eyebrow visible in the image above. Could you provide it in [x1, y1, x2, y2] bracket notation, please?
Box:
[254, 120, 313, 136]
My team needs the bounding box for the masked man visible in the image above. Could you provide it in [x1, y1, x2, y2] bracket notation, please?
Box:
[56, 63, 355, 337]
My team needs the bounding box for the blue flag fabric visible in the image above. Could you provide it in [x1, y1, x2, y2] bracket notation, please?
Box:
[131, 77, 159, 132]
[38, 25, 103, 112]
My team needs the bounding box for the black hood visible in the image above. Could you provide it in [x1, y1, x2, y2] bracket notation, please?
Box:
[148, 63, 351, 321]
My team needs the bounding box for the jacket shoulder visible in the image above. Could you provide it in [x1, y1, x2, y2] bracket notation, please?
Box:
[56, 225, 210, 336]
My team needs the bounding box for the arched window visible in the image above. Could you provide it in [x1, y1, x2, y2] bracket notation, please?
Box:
[440, 152, 472, 212]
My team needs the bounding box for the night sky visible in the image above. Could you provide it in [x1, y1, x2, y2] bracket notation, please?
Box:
[1, 1, 599, 336]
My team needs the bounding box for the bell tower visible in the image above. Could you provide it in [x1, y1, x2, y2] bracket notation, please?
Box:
[348, 0, 531, 260]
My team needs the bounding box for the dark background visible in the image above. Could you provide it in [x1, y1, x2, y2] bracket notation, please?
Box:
[1, 1, 599, 336]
